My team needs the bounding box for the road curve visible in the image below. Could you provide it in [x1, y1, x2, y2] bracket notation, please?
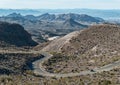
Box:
[32, 52, 120, 78]
[0, 49, 119, 77]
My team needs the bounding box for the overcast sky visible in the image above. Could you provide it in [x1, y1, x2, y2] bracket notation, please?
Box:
[0, 0, 120, 9]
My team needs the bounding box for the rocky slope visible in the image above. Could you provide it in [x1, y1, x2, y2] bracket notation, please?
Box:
[41, 31, 81, 52]
[0, 22, 38, 47]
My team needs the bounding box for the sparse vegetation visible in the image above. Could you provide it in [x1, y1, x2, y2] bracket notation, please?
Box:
[42, 24, 120, 73]
[0, 52, 42, 74]
[0, 67, 120, 85]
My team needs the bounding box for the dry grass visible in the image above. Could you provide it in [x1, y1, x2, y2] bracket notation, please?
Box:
[1, 67, 120, 85]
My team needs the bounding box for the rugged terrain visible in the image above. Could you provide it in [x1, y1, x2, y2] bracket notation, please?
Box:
[42, 24, 120, 56]
[0, 13, 104, 43]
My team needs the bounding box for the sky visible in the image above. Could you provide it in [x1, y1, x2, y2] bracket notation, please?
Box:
[0, 0, 120, 9]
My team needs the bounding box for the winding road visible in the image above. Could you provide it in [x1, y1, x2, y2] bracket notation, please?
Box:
[1, 50, 119, 78]
[32, 52, 120, 78]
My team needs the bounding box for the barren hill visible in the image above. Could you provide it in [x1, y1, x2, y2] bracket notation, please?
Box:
[41, 24, 120, 56]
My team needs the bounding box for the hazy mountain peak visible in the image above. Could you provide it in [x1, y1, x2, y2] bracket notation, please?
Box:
[7, 12, 22, 17]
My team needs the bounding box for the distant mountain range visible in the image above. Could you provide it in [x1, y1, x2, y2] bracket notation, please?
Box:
[3, 12, 104, 22]
[37, 13, 104, 22]
[0, 9, 120, 19]
[0, 13, 104, 43]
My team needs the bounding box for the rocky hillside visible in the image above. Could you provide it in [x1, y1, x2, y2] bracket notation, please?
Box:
[0, 22, 38, 47]
[41, 24, 120, 56]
